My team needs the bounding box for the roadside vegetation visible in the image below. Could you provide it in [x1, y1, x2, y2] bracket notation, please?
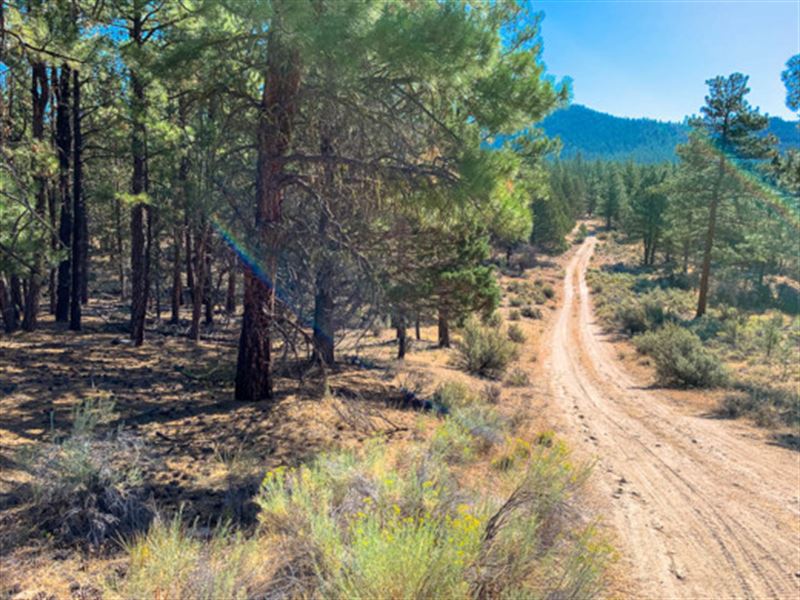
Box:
[588, 234, 799, 430]
[17, 314, 611, 599]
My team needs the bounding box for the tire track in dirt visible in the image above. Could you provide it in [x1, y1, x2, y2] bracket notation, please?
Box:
[546, 235, 800, 599]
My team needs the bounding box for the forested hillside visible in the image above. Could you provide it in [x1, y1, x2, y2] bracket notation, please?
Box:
[542, 104, 799, 162]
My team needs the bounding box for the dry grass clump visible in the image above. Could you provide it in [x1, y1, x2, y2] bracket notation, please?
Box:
[108, 516, 271, 600]
[15, 397, 153, 547]
[507, 323, 526, 343]
[505, 367, 531, 387]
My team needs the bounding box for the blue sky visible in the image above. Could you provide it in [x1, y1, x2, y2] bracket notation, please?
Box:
[536, 0, 799, 121]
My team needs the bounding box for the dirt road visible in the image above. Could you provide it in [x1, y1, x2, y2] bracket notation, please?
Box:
[546, 236, 800, 599]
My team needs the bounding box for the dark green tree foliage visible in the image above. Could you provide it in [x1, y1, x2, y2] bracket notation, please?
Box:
[689, 73, 772, 317]
[530, 158, 592, 249]
[601, 167, 627, 230]
[782, 54, 800, 113]
[624, 166, 669, 265]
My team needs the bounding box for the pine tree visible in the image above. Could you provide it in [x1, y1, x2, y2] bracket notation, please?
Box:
[689, 73, 772, 317]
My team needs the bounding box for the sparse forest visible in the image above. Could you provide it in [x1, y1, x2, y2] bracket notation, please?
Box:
[0, 1, 798, 598]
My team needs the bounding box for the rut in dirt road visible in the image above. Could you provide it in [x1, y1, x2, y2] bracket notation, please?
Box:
[546, 235, 800, 599]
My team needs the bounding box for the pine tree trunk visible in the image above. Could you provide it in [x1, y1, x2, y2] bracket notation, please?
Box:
[696, 159, 725, 318]
[397, 314, 407, 359]
[0, 276, 18, 333]
[313, 267, 335, 366]
[114, 195, 124, 300]
[204, 252, 213, 326]
[55, 66, 71, 322]
[170, 225, 181, 324]
[152, 209, 161, 321]
[438, 306, 450, 348]
[312, 132, 336, 366]
[189, 227, 206, 341]
[415, 314, 421, 341]
[235, 13, 300, 402]
[184, 217, 193, 301]
[10, 275, 22, 322]
[129, 14, 149, 345]
[47, 185, 57, 316]
[225, 252, 236, 315]
[22, 62, 48, 331]
[80, 204, 88, 305]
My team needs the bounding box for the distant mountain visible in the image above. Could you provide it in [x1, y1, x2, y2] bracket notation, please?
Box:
[540, 105, 799, 163]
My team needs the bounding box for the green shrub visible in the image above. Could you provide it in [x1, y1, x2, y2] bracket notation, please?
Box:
[508, 309, 520, 321]
[634, 324, 728, 388]
[16, 398, 152, 547]
[432, 380, 479, 410]
[759, 314, 784, 359]
[542, 284, 555, 300]
[613, 299, 648, 335]
[689, 314, 724, 342]
[521, 306, 542, 320]
[509, 296, 523, 308]
[456, 317, 518, 379]
[719, 386, 799, 428]
[507, 323, 526, 343]
[483, 311, 503, 328]
[254, 439, 610, 599]
[429, 417, 480, 463]
[610, 289, 688, 335]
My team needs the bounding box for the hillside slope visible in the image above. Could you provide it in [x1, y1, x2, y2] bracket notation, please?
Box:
[541, 104, 799, 162]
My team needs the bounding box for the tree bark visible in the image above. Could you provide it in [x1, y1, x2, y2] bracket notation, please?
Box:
[55, 66, 71, 322]
[438, 306, 450, 348]
[22, 62, 48, 331]
[114, 194, 124, 299]
[396, 313, 407, 359]
[47, 181, 57, 316]
[203, 251, 213, 326]
[313, 266, 335, 365]
[312, 134, 335, 366]
[129, 12, 149, 345]
[225, 252, 236, 314]
[184, 215, 193, 301]
[170, 224, 181, 324]
[189, 225, 207, 341]
[696, 157, 725, 318]
[0, 276, 18, 333]
[235, 13, 300, 402]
